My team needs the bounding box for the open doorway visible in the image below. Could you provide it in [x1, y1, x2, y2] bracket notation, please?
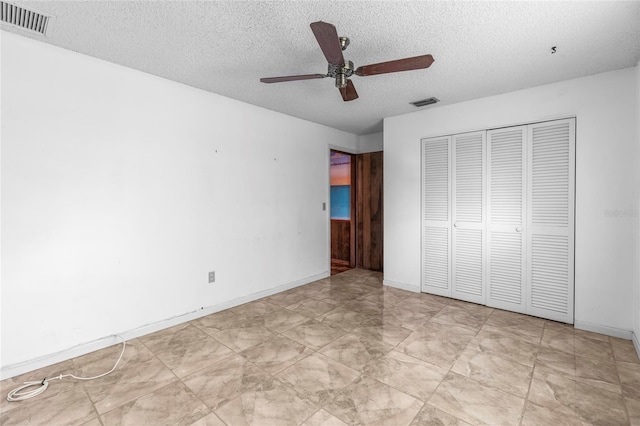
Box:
[329, 149, 384, 275]
[330, 150, 355, 275]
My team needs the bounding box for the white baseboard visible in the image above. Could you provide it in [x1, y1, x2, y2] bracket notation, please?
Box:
[633, 331, 640, 358]
[573, 321, 633, 340]
[0, 271, 329, 381]
[383, 279, 420, 293]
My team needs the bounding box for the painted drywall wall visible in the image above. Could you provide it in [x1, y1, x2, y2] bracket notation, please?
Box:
[635, 61, 640, 351]
[0, 32, 358, 371]
[384, 67, 638, 336]
[358, 132, 383, 153]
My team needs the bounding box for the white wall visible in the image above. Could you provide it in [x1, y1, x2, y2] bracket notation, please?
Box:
[384, 67, 638, 337]
[358, 132, 383, 153]
[634, 61, 640, 352]
[0, 32, 358, 375]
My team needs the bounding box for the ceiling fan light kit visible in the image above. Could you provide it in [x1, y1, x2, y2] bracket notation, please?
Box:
[260, 21, 434, 102]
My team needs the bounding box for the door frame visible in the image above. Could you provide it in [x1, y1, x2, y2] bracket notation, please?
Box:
[329, 148, 357, 269]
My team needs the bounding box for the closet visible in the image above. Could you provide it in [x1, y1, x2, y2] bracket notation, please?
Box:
[421, 118, 575, 323]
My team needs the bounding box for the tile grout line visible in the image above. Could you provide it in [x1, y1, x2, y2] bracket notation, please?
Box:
[518, 327, 546, 426]
[515, 314, 550, 425]
[80, 382, 104, 426]
[613, 348, 633, 425]
[97, 337, 186, 419]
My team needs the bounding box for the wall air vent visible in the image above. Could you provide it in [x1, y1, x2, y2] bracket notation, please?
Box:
[410, 97, 440, 107]
[1, 1, 52, 36]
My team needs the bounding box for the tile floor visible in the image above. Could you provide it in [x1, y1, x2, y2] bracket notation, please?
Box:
[1, 269, 639, 425]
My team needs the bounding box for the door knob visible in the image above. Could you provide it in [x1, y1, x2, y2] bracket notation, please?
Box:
[453, 223, 458, 228]
[516, 226, 522, 232]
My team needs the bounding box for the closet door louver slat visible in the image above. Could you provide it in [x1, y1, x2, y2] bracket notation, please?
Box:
[423, 227, 449, 290]
[454, 228, 484, 296]
[488, 232, 523, 305]
[423, 137, 450, 222]
[454, 134, 484, 223]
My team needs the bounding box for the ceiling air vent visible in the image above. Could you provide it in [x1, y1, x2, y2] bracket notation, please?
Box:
[1, 1, 52, 36]
[410, 97, 439, 107]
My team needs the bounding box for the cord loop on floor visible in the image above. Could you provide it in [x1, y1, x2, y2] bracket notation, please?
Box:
[6, 335, 126, 402]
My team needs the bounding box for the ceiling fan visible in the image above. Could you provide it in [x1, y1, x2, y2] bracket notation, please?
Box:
[260, 21, 434, 102]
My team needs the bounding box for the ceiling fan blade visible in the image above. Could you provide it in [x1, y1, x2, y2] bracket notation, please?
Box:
[260, 74, 326, 83]
[339, 79, 358, 102]
[355, 54, 434, 76]
[310, 21, 345, 65]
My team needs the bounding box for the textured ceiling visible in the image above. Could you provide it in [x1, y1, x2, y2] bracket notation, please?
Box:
[3, 1, 640, 135]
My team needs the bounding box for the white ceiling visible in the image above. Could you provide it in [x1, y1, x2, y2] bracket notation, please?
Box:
[3, 1, 640, 135]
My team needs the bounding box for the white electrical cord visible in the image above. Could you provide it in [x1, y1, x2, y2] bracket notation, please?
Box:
[6, 335, 126, 402]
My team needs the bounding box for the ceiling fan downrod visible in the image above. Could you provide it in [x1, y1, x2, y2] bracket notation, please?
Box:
[336, 36, 350, 88]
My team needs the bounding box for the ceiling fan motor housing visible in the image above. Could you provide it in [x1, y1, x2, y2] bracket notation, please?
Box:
[328, 61, 354, 88]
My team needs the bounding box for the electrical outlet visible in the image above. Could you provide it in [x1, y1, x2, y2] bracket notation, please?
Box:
[208, 271, 215, 283]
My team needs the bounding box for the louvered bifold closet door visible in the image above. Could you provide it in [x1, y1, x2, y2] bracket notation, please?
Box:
[421, 136, 452, 296]
[486, 127, 527, 313]
[526, 118, 575, 323]
[451, 131, 486, 304]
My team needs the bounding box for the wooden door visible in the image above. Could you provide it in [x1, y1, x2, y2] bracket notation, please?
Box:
[355, 152, 383, 271]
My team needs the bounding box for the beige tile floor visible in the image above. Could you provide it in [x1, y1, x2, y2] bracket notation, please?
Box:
[2, 268, 639, 425]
